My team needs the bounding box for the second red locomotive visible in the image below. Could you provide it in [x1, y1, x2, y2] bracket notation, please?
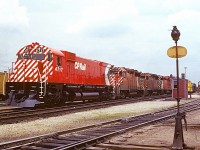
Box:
[109, 67, 171, 99]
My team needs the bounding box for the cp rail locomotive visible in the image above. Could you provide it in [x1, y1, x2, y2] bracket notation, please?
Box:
[4, 42, 171, 107]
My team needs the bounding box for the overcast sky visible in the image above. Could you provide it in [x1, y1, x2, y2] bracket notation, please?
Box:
[0, 0, 200, 84]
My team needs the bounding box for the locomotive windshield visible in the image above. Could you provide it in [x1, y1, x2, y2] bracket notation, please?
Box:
[32, 54, 45, 60]
[17, 46, 48, 61]
[17, 53, 45, 60]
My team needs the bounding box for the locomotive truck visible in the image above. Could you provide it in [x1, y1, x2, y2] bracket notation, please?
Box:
[4, 42, 172, 107]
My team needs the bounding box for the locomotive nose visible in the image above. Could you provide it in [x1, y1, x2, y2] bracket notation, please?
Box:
[20, 60, 43, 82]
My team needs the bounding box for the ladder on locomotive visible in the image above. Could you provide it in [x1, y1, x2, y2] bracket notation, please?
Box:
[38, 67, 47, 99]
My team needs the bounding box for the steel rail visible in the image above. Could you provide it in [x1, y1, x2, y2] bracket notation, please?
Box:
[55, 101, 200, 150]
[0, 95, 170, 124]
[0, 99, 199, 150]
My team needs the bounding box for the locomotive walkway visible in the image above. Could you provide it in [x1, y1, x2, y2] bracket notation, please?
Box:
[0, 98, 199, 150]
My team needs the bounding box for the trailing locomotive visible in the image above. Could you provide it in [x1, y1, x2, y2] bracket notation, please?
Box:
[4, 42, 172, 107]
[109, 67, 171, 99]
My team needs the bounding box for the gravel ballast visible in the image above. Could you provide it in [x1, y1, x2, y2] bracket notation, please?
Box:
[0, 99, 193, 142]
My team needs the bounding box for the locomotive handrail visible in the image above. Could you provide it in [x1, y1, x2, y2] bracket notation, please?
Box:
[8, 62, 15, 82]
[44, 63, 47, 95]
[8, 68, 10, 82]
[29, 67, 46, 98]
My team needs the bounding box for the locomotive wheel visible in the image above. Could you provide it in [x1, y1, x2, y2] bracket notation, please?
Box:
[59, 98, 66, 105]
[45, 95, 57, 107]
[121, 93, 126, 99]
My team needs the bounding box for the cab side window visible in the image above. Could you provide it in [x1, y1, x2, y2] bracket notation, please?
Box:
[174, 80, 177, 88]
[119, 71, 122, 77]
[17, 54, 23, 60]
[123, 72, 126, 78]
[57, 56, 62, 66]
[48, 53, 52, 61]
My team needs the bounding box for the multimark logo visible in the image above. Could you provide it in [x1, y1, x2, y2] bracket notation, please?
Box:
[75, 62, 86, 70]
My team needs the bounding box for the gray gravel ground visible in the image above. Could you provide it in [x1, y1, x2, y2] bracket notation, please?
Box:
[0, 98, 194, 143]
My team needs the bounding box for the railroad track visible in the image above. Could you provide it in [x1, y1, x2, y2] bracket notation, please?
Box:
[0, 95, 171, 124]
[1, 99, 199, 150]
[0, 101, 6, 106]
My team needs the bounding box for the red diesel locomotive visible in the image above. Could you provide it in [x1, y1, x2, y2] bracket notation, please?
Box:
[6, 42, 112, 107]
[109, 67, 171, 98]
[5, 42, 172, 107]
